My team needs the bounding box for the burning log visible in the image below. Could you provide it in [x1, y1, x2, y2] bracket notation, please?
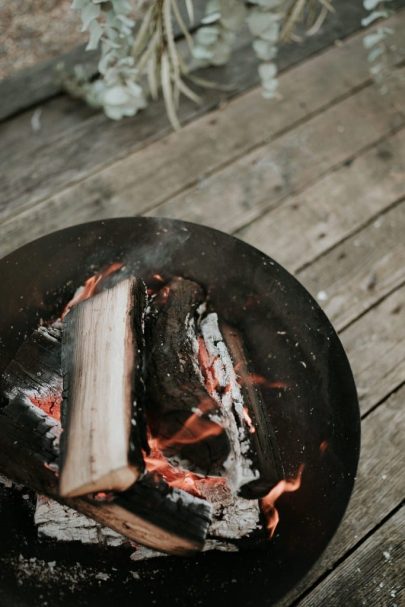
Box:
[147, 278, 283, 497]
[146, 277, 231, 475]
[220, 322, 284, 498]
[60, 277, 147, 497]
[0, 394, 212, 555]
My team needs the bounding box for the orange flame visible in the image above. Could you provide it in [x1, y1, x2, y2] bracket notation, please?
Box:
[158, 285, 171, 305]
[320, 440, 328, 455]
[157, 398, 224, 450]
[260, 464, 304, 538]
[145, 434, 227, 497]
[242, 374, 287, 391]
[61, 262, 124, 319]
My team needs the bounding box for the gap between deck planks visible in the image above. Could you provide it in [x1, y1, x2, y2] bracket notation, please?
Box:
[0, 11, 404, 256]
[296, 506, 404, 607]
[260, 201, 404, 603]
[297, 199, 405, 332]
[0, 1, 208, 122]
[238, 129, 405, 273]
[1, 71, 404, 259]
[277, 384, 405, 606]
[148, 82, 405, 228]
[0, 0, 386, 185]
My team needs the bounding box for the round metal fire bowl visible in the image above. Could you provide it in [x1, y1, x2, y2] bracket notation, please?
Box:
[0, 218, 360, 607]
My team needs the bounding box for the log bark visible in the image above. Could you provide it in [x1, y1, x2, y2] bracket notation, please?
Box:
[0, 394, 212, 555]
[146, 277, 231, 475]
[60, 277, 147, 497]
[220, 322, 284, 498]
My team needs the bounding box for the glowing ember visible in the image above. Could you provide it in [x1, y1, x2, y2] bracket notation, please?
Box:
[93, 491, 115, 502]
[29, 394, 61, 421]
[259, 464, 304, 538]
[61, 262, 124, 319]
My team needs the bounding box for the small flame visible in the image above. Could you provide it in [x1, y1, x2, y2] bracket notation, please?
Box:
[145, 433, 227, 497]
[152, 273, 165, 283]
[260, 464, 304, 538]
[243, 374, 287, 391]
[157, 398, 224, 450]
[320, 440, 328, 455]
[158, 285, 171, 305]
[61, 262, 124, 319]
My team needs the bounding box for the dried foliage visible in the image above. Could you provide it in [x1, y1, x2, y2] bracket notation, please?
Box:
[65, 0, 397, 127]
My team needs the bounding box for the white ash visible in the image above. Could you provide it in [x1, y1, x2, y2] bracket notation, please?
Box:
[34, 486, 260, 558]
[35, 495, 130, 547]
[130, 546, 167, 561]
[0, 473, 14, 488]
[199, 313, 259, 492]
[203, 540, 239, 553]
[195, 478, 260, 539]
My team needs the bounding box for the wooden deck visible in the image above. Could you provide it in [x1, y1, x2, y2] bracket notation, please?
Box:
[0, 4, 404, 606]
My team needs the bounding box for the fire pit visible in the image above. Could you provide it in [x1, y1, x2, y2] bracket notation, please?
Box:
[0, 218, 360, 606]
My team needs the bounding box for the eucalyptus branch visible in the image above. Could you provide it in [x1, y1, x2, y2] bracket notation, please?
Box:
[64, 0, 397, 128]
[362, 0, 395, 94]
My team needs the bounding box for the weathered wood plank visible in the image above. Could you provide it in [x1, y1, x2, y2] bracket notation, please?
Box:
[149, 73, 404, 231]
[239, 128, 405, 273]
[0, 45, 98, 123]
[1, 74, 404, 259]
[1, 10, 404, 240]
[297, 507, 404, 607]
[297, 200, 405, 332]
[276, 384, 405, 607]
[341, 286, 405, 416]
[0, 1, 207, 122]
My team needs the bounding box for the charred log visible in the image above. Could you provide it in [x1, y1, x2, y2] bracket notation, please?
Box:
[60, 277, 147, 497]
[220, 323, 284, 499]
[0, 324, 62, 418]
[146, 277, 230, 475]
[0, 395, 211, 555]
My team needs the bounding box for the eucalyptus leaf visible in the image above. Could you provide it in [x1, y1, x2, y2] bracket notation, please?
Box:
[80, 3, 101, 31]
[253, 39, 277, 61]
[363, 0, 392, 9]
[247, 10, 280, 36]
[86, 20, 103, 50]
[361, 10, 388, 27]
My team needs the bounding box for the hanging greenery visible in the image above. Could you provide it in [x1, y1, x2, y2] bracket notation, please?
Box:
[362, 0, 395, 94]
[65, 0, 396, 127]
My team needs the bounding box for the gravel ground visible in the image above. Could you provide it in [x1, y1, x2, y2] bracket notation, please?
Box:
[0, 0, 86, 79]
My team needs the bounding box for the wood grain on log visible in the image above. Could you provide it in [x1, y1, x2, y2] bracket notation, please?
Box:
[60, 277, 147, 497]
